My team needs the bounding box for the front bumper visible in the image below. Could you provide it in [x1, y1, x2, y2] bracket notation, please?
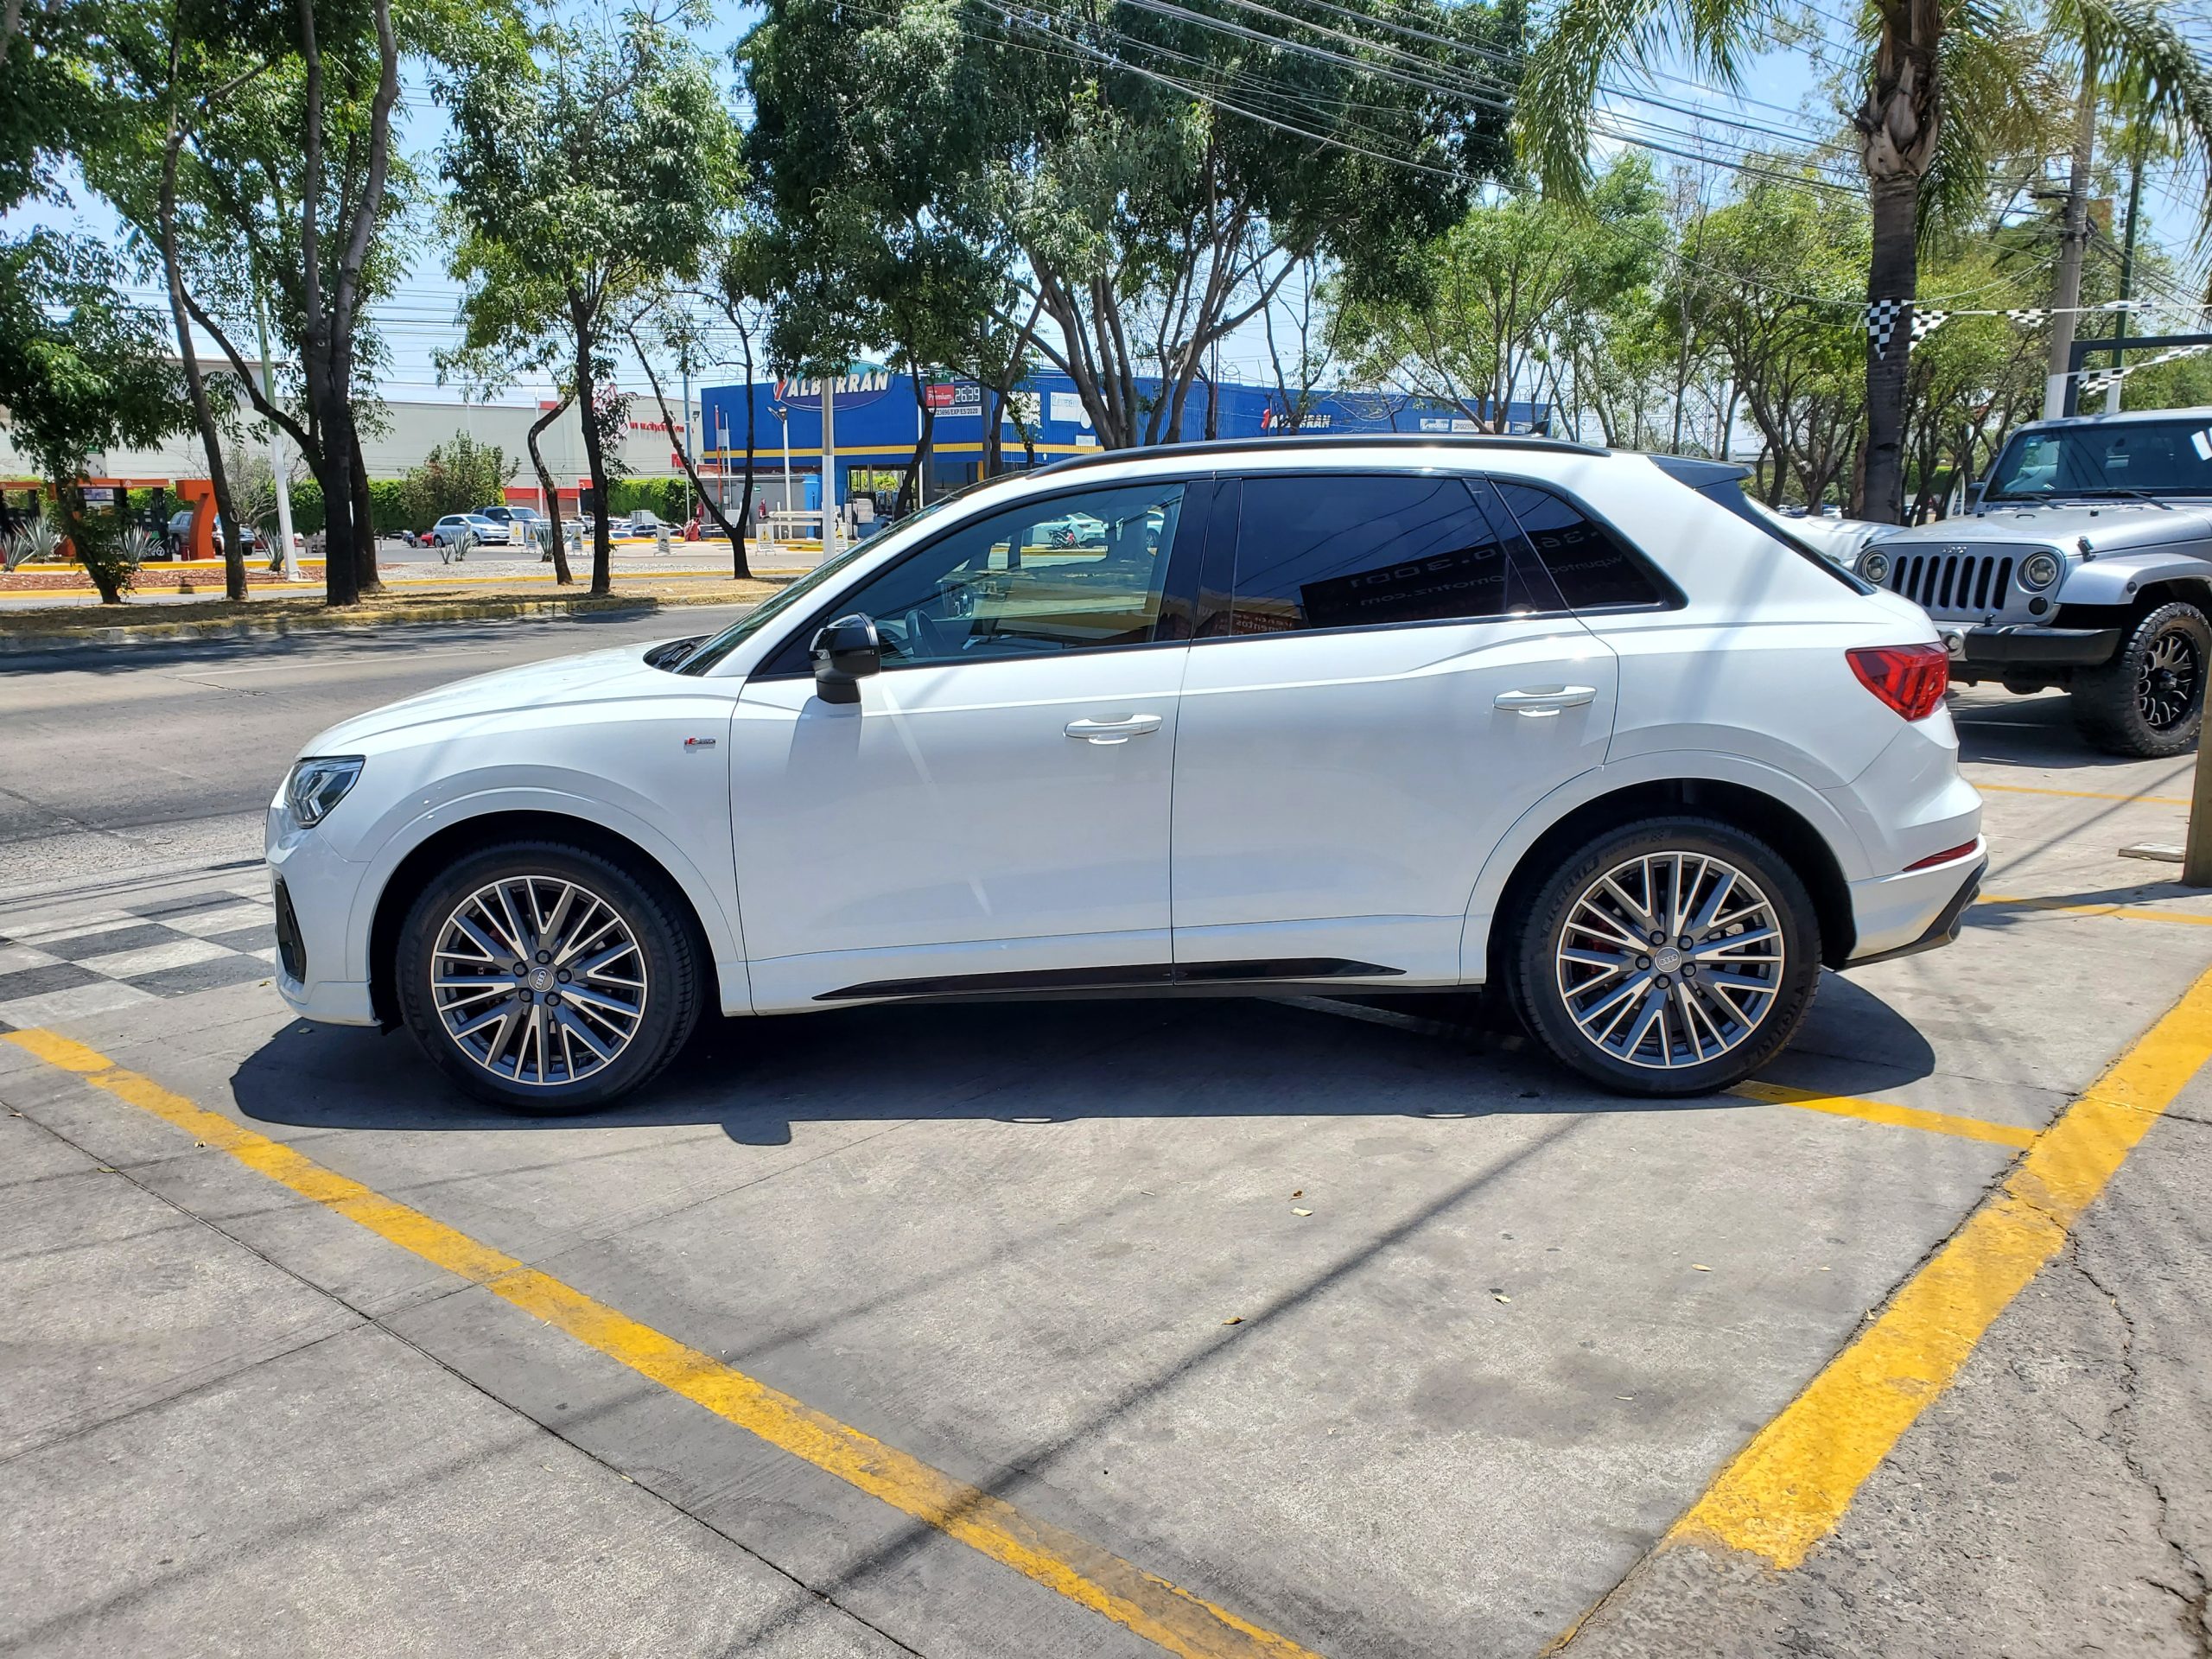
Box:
[1938, 624, 2119, 671]
[266, 808, 378, 1027]
[1842, 847, 1986, 968]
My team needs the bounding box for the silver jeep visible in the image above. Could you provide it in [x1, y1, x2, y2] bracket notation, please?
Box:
[1862, 407, 2211, 756]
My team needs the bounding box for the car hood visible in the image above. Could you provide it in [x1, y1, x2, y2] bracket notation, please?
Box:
[302, 642, 700, 753]
[1886, 501, 2212, 554]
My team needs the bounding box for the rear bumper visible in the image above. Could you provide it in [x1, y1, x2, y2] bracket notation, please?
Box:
[1842, 848, 1986, 968]
[1942, 624, 2118, 671]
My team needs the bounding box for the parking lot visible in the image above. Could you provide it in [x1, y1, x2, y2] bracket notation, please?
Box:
[3, 635, 2209, 1657]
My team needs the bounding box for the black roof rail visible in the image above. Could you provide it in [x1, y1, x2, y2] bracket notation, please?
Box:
[1027, 431, 1609, 475]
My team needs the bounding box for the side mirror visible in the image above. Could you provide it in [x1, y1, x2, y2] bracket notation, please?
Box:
[810, 613, 881, 704]
[1965, 480, 1986, 510]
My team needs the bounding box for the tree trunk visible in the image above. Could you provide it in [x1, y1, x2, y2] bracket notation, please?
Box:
[736, 322, 756, 581]
[312, 397, 360, 606]
[895, 356, 932, 518]
[1861, 171, 1920, 524]
[2044, 60, 2099, 416]
[572, 306, 612, 595]
[527, 393, 574, 585]
[349, 440, 379, 593]
[57, 478, 123, 605]
[156, 133, 247, 601]
[631, 322, 747, 572]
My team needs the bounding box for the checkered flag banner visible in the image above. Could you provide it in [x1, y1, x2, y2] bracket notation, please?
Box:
[2002, 308, 2049, 327]
[1864, 298, 1908, 352]
[1863, 300, 1952, 353]
[2078, 340, 2212, 397]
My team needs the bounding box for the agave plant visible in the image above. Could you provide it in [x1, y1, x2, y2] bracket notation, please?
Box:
[119, 526, 158, 571]
[3, 518, 63, 570]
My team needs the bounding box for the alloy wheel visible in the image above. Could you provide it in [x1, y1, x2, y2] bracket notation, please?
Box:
[2136, 628, 2202, 733]
[429, 875, 649, 1088]
[1554, 852, 1786, 1071]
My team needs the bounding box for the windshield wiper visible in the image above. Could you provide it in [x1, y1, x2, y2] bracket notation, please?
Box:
[2069, 486, 2171, 508]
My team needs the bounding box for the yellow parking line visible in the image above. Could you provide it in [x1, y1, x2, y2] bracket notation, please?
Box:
[1977, 892, 2212, 927]
[3, 1028, 1319, 1659]
[1665, 961, 2212, 1570]
[1971, 782, 2189, 806]
[1726, 1080, 2038, 1149]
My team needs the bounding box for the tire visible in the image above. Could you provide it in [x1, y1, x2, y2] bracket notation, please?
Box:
[1513, 817, 1822, 1097]
[2069, 601, 2208, 759]
[396, 841, 702, 1114]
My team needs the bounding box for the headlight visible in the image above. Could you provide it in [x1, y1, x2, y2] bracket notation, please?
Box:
[1859, 550, 1891, 584]
[286, 756, 364, 826]
[2018, 550, 2062, 590]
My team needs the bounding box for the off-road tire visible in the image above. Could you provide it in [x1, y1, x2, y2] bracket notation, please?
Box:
[2070, 601, 2208, 759]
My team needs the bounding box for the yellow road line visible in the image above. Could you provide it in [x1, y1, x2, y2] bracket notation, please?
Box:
[1726, 1080, 2038, 1150]
[1971, 781, 2189, 806]
[3, 1028, 1319, 1659]
[1668, 962, 2212, 1569]
[1978, 892, 2212, 928]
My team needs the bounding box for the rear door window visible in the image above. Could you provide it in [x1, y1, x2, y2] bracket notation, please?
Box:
[1489, 481, 1666, 610]
[1227, 473, 1561, 634]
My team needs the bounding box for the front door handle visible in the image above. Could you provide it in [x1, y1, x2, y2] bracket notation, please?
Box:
[1065, 715, 1163, 745]
[1495, 685, 1598, 717]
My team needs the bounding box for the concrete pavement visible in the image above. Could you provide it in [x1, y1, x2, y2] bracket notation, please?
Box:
[1, 620, 2209, 1657]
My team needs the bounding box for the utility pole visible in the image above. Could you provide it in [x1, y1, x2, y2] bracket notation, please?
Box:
[2044, 61, 2100, 419]
[254, 283, 299, 581]
[679, 354, 694, 525]
[821, 372, 839, 559]
[2105, 140, 2145, 416]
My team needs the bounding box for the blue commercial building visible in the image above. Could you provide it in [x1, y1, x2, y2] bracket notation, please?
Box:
[696, 369, 1550, 513]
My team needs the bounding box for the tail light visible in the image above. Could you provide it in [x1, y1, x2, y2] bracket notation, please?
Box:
[1847, 643, 1948, 721]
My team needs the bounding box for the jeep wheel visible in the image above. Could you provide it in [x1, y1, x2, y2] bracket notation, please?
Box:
[2070, 601, 2207, 759]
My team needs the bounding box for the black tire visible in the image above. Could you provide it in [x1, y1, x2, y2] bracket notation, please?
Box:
[1512, 817, 1822, 1097]
[396, 841, 702, 1114]
[2069, 601, 2208, 759]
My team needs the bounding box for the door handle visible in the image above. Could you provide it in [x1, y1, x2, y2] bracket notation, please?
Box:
[1065, 715, 1163, 745]
[1494, 685, 1598, 717]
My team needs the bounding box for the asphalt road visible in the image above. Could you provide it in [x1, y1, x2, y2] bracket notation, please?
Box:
[1, 619, 2208, 1657]
[0, 606, 752, 900]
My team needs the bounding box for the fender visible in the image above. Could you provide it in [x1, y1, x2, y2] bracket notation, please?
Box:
[340, 775, 753, 1017]
[1456, 751, 1870, 978]
[2056, 551, 2212, 610]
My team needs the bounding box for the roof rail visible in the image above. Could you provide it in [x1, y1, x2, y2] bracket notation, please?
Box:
[1027, 431, 1609, 475]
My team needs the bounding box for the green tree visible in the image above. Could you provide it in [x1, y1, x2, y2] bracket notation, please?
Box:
[1330, 156, 1665, 434]
[1517, 0, 2212, 524]
[441, 8, 741, 594]
[399, 429, 518, 525]
[742, 0, 1522, 450]
[0, 232, 191, 602]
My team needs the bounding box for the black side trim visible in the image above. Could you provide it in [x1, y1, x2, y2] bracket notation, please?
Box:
[272, 877, 306, 983]
[815, 956, 1406, 1002]
[1845, 857, 1985, 969]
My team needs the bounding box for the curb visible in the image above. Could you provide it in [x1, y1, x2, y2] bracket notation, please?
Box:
[0, 589, 766, 656]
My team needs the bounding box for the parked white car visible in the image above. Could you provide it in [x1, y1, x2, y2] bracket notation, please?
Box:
[429, 513, 511, 550]
[268, 437, 1984, 1111]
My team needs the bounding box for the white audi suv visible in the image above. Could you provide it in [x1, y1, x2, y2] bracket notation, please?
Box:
[267, 436, 1985, 1110]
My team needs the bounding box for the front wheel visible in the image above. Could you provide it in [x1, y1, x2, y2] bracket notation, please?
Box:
[2070, 601, 2207, 759]
[1513, 818, 1822, 1097]
[396, 842, 702, 1113]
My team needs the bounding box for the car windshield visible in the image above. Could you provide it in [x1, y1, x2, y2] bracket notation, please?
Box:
[1984, 416, 2212, 500]
[675, 484, 996, 677]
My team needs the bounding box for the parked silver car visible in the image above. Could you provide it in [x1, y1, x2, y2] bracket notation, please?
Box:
[1863, 407, 2211, 755]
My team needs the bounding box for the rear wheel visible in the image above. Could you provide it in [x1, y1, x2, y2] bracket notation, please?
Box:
[397, 842, 702, 1113]
[2070, 601, 2207, 758]
[1514, 818, 1821, 1096]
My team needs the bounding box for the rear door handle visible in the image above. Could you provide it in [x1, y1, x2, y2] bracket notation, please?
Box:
[1494, 685, 1598, 717]
[1065, 715, 1163, 745]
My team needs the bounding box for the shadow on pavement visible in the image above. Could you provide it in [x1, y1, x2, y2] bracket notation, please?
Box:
[231, 973, 1936, 1145]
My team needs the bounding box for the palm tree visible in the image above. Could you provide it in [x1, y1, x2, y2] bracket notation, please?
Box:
[1518, 0, 2212, 523]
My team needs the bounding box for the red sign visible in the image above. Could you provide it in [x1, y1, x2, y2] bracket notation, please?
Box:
[923, 383, 958, 410]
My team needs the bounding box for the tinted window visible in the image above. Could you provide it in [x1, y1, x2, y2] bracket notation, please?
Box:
[1230, 474, 1559, 634]
[1491, 482, 1664, 609]
[1985, 418, 2212, 499]
[825, 481, 1183, 667]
